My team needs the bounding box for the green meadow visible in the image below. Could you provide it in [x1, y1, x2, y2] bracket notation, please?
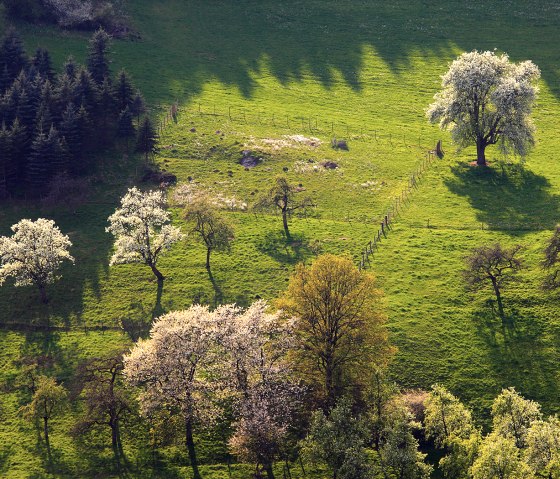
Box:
[1, 0, 559, 476]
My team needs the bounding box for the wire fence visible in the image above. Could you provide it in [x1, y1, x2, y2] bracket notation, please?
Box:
[153, 101, 448, 270]
[154, 101, 442, 149]
[358, 149, 441, 270]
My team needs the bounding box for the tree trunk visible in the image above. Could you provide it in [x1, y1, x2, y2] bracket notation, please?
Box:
[185, 417, 202, 479]
[149, 263, 164, 282]
[206, 247, 211, 271]
[265, 464, 275, 479]
[282, 207, 290, 238]
[43, 416, 51, 459]
[38, 284, 48, 304]
[325, 360, 335, 412]
[491, 278, 505, 318]
[476, 139, 487, 166]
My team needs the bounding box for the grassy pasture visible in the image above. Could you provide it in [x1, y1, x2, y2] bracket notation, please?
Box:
[0, 0, 560, 476]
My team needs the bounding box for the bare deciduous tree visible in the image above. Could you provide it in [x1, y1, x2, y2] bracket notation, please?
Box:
[463, 243, 523, 318]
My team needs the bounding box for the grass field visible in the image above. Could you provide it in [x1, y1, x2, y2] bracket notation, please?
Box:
[1, 0, 560, 477]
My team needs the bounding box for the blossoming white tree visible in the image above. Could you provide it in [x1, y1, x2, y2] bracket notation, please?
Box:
[216, 301, 301, 479]
[106, 187, 183, 282]
[427, 51, 540, 166]
[0, 218, 74, 303]
[123, 305, 220, 479]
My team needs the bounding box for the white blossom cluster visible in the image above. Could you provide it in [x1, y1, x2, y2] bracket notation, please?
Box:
[0, 218, 74, 288]
[427, 50, 540, 157]
[123, 301, 301, 461]
[106, 187, 183, 268]
[43, 0, 96, 27]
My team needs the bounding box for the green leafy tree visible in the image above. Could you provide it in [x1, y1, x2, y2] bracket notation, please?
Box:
[254, 176, 313, 238]
[492, 387, 542, 449]
[20, 376, 67, 461]
[302, 398, 373, 479]
[526, 416, 560, 479]
[471, 433, 534, 479]
[427, 51, 540, 166]
[424, 385, 480, 479]
[278, 254, 391, 410]
[184, 196, 234, 272]
[380, 398, 433, 479]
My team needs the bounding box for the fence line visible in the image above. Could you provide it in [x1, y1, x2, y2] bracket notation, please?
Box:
[154, 101, 441, 149]
[358, 148, 441, 271]
[153, 101, 446, 270]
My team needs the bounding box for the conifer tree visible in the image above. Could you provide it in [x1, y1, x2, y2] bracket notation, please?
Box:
[0, 65, 11, 94]
[46, 125, 66, 175]
[74, 69, 98, 112]
[87, 28, 111, 85]
[63, 56, 78, 79]
[0, 28, 27, 84]
[15, 88, 36, 133]
[0, 122, 12, 197]
[32, 48, 54, 82]
[60, 103, 81, 161]
[136, 116, 158, 161]
[96, 78, 117, 144]
[130, 90, 146, 124]
[10, 118, 28, 181]
[117, 107, 135, 152]
[27, 129, 50, 191]
[115, 70, 134, 112]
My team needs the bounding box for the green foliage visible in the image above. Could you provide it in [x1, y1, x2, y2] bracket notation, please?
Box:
[302, 398, 373, 479]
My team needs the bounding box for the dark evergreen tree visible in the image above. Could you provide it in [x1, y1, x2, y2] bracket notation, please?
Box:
[136, 116, 158, 162]
[1, 85, 19, 125]
[32, 48, 54, 82]
[63, 56, 78, 79]
[55, 74, 76, 109]
[74, 69, 98, 112]
[117, 107, 136, 152]
[10, 117, 28, 182]
[48, 126, 68, 174]
[0, 65, 11, 94]
[96, 77, 117, 143]
[60, 103, 82, 162]
[15, 89, 36, 133]
[130, 89, 146, 124]
[87, 28, 111, 85]
[35, 103, 53, 134]
[0, 122, 13, 197]
[114, 70, 134, 112]
[27, 129, 50, 191]
[0, 28, 28, 85]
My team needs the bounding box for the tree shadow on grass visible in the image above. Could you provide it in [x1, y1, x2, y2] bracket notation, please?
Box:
[445, 162, 560, 231]
[472, 305, 560, 413]
[256, 230, 316, 265]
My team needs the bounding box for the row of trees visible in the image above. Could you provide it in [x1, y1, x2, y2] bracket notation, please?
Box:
[19, 301, 559, 478]
[0, 27, 155, 197]
[19, 253, 394, 478]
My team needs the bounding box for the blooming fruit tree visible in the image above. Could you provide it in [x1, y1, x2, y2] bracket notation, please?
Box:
[106, 187, 183, 282]
[427, 51, 540, 166]
[0, 218, 74, 303]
